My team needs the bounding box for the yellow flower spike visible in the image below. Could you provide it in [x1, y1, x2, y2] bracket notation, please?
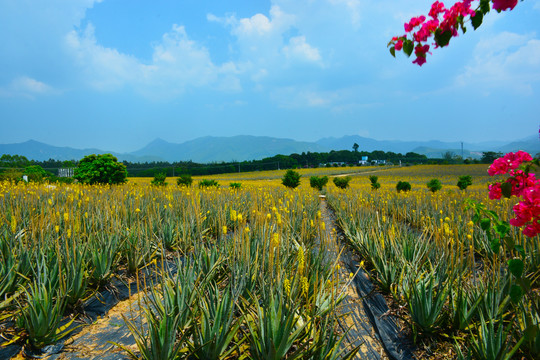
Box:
[297, 245, 305, 273]
[67, 229, 71, 238]
[301, 276, 309, 297]
[64, 213, 69, 222]
[238, 213, 243, 222]
[284, 278, 291, 297]
[266, 213, 271, 220]
[55, 225, 59, 233]
[230, 210, 237, 221]
[10, 216, 17, 233]
[321, 221, 325, 231]
[135, 208, 141, 213]
[222, 226, 227, 235]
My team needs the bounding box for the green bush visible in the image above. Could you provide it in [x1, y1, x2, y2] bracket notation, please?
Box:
[229, 182, 242, 189]
[0, 168, 23, 183]
[309, 176, 328, 191]
[369, 175, 381, 190]
[282, 170, 301, 189]
[24, 165, 50, 183]
[151, 172, 167, 186]
[199, 179, 219, 188]
[46, 176, 75, 184]
[457, 175, 472, 190]
[73, 154, 127, 185]
[426, 178, 442, 193]
[177, 174, 193, 187]
[333, 176, 351, 189]
[396, 181, 411, 192]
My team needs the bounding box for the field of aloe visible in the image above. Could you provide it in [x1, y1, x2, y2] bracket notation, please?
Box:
[0, 164, 538, 359]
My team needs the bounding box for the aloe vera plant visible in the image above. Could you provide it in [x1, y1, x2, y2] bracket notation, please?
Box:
[449, 284, 482, 331]
[18, 279, 74, 350]
[469, 316, 524, 360]
[88, 234, 119, 285]
[189, 284, 244, 360]
[122, 231, 155, 274]
[406, 274, 449, 340]
[120, 292, 186, 360]
[59, 241, 89, 307]
[244, 292, 309, 360]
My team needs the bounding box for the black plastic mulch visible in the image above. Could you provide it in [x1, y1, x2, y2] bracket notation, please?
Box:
[0, 258, 179, 359]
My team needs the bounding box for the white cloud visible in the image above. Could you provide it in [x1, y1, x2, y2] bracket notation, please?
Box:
[455, 32, 540, 95]
[283, 36, 322, 63]
[65, 23, 141, 91]
[270, 86, 337, 108]
[0, 76, 56, 99]
[64, 23, 240, 98]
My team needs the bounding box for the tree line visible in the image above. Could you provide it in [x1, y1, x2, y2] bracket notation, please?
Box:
[1, 150, 501, 179]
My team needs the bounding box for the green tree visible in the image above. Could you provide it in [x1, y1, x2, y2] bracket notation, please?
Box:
[282, 170, 301, 189]
[177, 174, 193, 187]
[426, 178, 442, 193]
[396, 181, 411, 192]
[353, 143, 359, 152]
[457, 175, 473, 190]
[481, 151, 502, 164]
[198, 179, 219, 188]
[369, 175, 381, 190]
[310, 176, 328, 191]
[24, 165, 49, 183]
[333, 176, 351, 189]
[151, 172, 167, 186]
[73, 154, 127, 185]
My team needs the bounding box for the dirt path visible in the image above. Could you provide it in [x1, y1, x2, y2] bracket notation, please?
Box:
[47, 292, 143, 360]
[319, 195, 414, 360]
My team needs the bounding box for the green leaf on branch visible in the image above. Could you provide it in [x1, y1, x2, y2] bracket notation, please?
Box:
[501, 182, 512, 198]
[509, 284, 523, 304]
[434, 29, 452, 47]
[480, 218, 491, 231]
[508, 258, 524, 278]
[471, 11, 483, 30]
[495, 222, 511, 237]
[504, 236, 515, 251]
[480, 0, 490, 14]
[390, 46, 396, 57]
[403, 40, 414, 57]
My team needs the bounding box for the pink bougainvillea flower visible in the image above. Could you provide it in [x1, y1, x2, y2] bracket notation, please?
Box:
[489, 182, 503, 200]
[509, 184, 540, 237]
[492, 0, 518, 11]
[488, 151, 533, 176]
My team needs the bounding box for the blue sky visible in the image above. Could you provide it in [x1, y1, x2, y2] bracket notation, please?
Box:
[1, 0, 539, 153]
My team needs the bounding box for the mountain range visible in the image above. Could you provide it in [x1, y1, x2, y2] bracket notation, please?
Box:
[0, 135, 538, 163]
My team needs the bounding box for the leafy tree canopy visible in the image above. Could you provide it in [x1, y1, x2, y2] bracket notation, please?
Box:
[74, 154, 127, 185]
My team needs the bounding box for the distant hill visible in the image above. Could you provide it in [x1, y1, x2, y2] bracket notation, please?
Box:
[317, 135, 539, 159]
[0, 140, 161, 162]
[496, 135, 540, 155]
[1, 134, 538, 163]
[130, 136, 327, 163]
